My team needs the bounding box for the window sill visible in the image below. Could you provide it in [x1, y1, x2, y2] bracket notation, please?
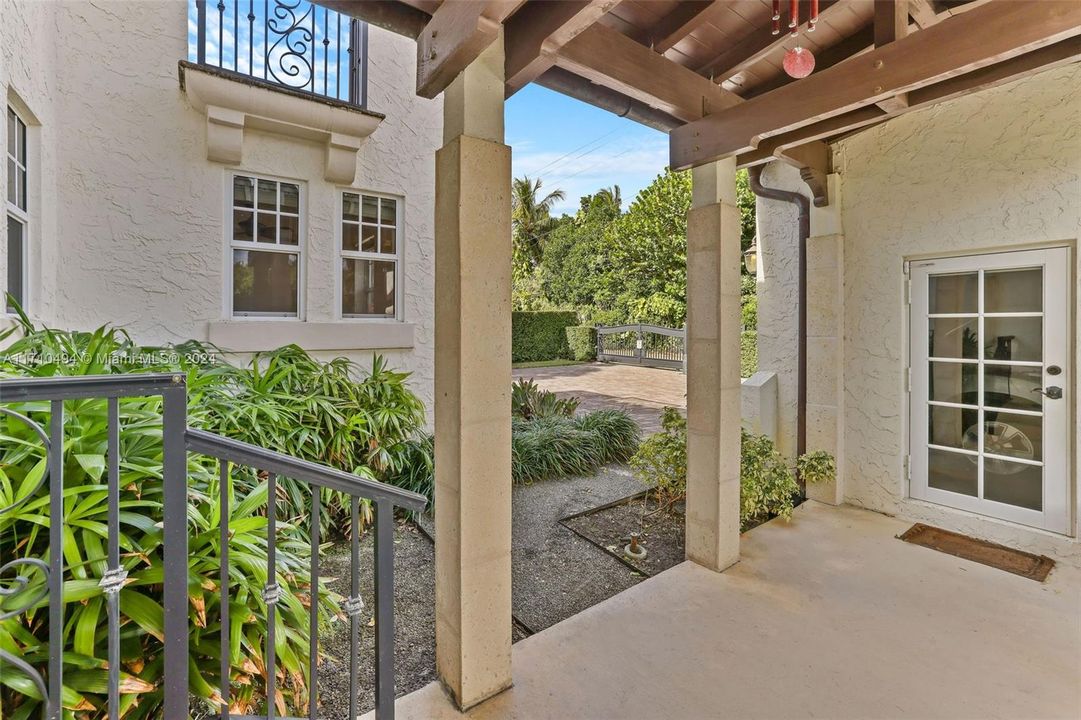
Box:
[207, 320, 414, 353]
[178, 61, 384, 184]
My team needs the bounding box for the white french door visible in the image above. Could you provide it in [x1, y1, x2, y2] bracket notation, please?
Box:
[909, 248, 1071, 534]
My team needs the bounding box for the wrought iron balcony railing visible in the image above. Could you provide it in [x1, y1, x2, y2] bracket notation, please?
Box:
[0, 373, 425, 719]
[192, 0, 368, 108]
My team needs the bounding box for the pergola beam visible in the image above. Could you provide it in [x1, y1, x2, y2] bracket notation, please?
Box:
[736, 35, 1081, 167]
[696, 0, 843, 81]
[320, 0, 431, 38]
[671, 0, 1081, 169]
[503, 0, 619, 96]
[555, 21, 742, 122]
[651, 1, 715, 54]
[874, 0, 909, 47]
[416, 1, 522, 99]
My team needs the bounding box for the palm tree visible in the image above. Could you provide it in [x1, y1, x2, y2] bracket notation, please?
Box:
[512, 176, 565, 268]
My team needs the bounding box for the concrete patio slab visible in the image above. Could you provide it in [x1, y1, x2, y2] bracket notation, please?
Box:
[373, 502, 1081, 720]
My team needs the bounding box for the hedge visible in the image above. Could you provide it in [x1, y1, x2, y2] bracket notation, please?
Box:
[741, 329, 758, 378]
[565, 325, 597, 361]
[512, 310, 579, 362]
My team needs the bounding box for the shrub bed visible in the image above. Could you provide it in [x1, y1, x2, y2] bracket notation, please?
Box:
[512, 310, 579, 362]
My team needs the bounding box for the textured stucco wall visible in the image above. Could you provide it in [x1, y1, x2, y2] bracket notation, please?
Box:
[757, 63, 1081, 561]
[2, 1, 441, 414]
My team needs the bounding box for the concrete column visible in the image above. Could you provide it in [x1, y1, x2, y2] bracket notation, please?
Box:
[685, 158, 742, 572]
[806, 173, 845, 505]
[433, 33, 513, 710]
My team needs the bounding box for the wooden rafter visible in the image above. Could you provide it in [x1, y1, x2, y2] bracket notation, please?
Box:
[416, 1, 522, 98]
[908, 0, 940, 28]
[874, 0, 909, 47]
[554, 22, 742, 122]
[504, 0, 620, 97]
[320, 0, 431, 39]
[696, 0, 843, 81]
[745, 24, 874, 99]
[738, 36, 1081, 166]
[650, 1, 716, 54]
[671, 0, 1081, 169]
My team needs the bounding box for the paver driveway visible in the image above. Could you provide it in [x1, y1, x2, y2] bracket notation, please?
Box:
[513, 363, 686, 434]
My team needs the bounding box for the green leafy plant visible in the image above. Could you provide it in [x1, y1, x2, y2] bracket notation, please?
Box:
[511, 378, 580, 420]
[628, 408, 800, 528]
[0, 317, 427, 717]
[797, 450, 836, 487]
[384, 434, 435, 515]
[511, 410, 639, 485]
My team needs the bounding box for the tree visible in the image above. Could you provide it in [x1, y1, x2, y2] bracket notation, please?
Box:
[511, 176, 566, 271]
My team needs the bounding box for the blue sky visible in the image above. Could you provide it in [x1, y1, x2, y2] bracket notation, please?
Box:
[506, 84, 668, 217]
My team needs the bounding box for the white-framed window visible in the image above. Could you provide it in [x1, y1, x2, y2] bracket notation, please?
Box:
[229, 173, 304, 317]
[6, 106, 28, 314]
[340, 191, 401, 319]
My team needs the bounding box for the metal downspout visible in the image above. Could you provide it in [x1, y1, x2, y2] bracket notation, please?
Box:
[747, 164, 810, 495]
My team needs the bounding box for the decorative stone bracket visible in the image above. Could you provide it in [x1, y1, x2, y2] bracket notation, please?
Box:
[179, 61, 384, 184]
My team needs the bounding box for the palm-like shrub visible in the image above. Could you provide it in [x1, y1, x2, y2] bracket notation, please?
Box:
[510, 378, 579, 420]
[512, 411, 639, 484]
[0, 317, 425, 718]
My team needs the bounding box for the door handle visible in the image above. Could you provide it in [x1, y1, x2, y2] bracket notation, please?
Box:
[1032, 386, 1063, 400]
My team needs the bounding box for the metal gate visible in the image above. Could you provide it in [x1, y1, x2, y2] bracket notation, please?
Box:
[596, 323, 686, 370]
[0, 373, 424, 719]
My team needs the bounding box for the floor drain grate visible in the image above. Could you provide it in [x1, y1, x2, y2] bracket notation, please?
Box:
[898, 523, 1054, 582]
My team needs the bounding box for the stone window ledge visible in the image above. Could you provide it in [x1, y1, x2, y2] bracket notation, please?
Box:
[207, 321, 414, 353]
[178, 61, 385, 184]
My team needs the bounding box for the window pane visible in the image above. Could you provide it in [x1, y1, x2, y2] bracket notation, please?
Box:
[280, 183, 300, 214]
[985, 268, 1041, 313]
[928, 405, 978, 451]
[6, 109, 14, 158]
[256, 213, 276, 243]
[17, 166, 26, 211]
[928, 317, 977, 359]
[233, 249, 298, 315]
[6, 158, 15, 206]
[233, 210, 254, 242]
[342, 223, 359, 252]
[361, 224, 377, 252]
[984, 316, 1041, 362]
[361, 195, 378, 223]
[982, 411, 1042, 463]
[233, 176, 254, 208]
[929, 361, 978, 405]
[342, 258, 395, 316]
[280, 215, 299, 245]
[343, 192, 360, 221]
[984, 457, 1042, 511]
[380, 227, 396, 255]
[983, 364, 1043, 411]
[928, 272, 977, 314]
[380, 197, 397, 225]
[6, 214, 25, 312]
[16, 116, 25, 165]
[258, 179, 277, 211]
[928, 447, 977, 497]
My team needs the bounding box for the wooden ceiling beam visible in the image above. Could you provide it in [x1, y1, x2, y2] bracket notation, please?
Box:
[318, 0, 431, 39]
[554, 21, 742, 122]
[744, 23, 874, 99]
[671, 0, 1081, 169]
[416, 1, 523, 99]
[696, 0, 843, 82]
[504, 0, 620, 97]
[651, 1, 716, 54]
[907, 0, 939, 28]
[737, 35, 1081, 166]
[874, 0, 909, 47]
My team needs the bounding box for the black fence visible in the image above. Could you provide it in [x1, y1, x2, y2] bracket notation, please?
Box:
[0, 373, 424, 719]
[193, 0, 368, 107]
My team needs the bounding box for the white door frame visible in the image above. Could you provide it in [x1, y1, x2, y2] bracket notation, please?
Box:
[908, 247, 1071, 534]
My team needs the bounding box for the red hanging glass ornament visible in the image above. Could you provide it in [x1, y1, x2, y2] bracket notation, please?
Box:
[783, 45, 815, 78]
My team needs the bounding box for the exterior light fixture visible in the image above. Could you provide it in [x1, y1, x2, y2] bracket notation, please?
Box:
[743, 241, 759, 275]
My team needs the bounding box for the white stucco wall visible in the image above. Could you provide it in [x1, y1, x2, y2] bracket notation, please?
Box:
[1, 1, 441, 413]
[756, 63, 1081, 562]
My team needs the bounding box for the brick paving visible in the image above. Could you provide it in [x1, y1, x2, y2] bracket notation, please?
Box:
[513, 362, 686, 435]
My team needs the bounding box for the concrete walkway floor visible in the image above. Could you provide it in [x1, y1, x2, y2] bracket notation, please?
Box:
[377, 502, 1081, 720]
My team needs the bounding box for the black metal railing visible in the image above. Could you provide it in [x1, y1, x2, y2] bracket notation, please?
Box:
[0, 373, 425, 719]
[597, 323, 687, 371]
[193, 0, 368, 108]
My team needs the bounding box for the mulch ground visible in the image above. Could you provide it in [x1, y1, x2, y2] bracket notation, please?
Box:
[563, 494, 686, 577]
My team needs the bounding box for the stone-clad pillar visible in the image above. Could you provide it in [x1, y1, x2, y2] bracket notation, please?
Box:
[433, 32, 513, 710]
[684, 158, 742, 572]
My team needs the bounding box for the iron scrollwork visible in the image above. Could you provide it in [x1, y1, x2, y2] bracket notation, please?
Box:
[266, 0, 316, 91]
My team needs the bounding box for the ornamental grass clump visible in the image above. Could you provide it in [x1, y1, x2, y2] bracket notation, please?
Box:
[511, 410, 640, 484]
[0, 314, 428, 718]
